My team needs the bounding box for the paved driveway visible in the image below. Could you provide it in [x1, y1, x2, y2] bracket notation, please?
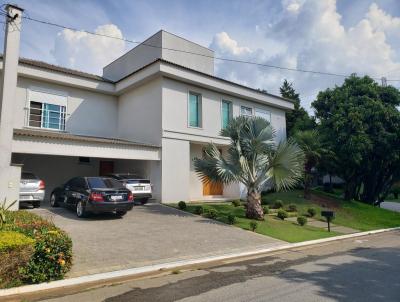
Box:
[381, 201, 400, 213]
[32, 204, 283, 277]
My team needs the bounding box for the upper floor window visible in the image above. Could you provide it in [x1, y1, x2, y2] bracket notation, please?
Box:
[255, 108, 271, 123]
[240, 106, 253, 117]
[189, 92, 202, 128]
[221, 100, 232, 129]
[27, 89, 67, 131]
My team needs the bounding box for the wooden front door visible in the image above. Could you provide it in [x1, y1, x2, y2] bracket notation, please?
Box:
[99, 161, 114, 176]
[202, 148, 223, 195]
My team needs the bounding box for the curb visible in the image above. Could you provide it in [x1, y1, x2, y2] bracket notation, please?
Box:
[1, 227, 399, 298]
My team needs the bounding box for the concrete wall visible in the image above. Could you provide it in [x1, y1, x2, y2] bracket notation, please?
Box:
[162, 78, 287, 142]
[14, 77, 118, 138]
[117, 78, 163, 145]
[161, 138, 190, 202]
[103, 30, 214, 82]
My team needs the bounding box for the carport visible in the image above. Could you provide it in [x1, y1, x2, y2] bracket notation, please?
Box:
[11, 129, 161, 202]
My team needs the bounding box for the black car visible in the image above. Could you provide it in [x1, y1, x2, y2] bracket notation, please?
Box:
[50, 177, 134, 218]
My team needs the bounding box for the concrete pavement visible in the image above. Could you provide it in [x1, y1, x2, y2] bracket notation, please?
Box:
[381, 201, 400, 213]
[33, 230, 400, 302]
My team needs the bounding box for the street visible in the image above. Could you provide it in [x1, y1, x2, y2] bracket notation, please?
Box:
[30, 230, 400, 302]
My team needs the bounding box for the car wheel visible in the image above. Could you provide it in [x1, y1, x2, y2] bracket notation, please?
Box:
[50, 194, 59, 207]
[32, 201, 41, 208]
[140, 198, 149, 205]
[115, 210, 127, 217]
[76, 201, 87, 218]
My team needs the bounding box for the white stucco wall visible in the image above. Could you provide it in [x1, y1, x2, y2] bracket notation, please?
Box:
[117, 78, 163, 145]
[14, 77, 118, 138]
[161, 138, 190, 202]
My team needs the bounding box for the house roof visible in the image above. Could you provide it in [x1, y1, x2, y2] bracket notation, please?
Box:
[13, 128, 160, 148]
[1, 54, 294, 104]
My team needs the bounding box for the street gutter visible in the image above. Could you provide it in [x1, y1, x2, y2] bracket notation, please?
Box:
[1, 227, 400, 299]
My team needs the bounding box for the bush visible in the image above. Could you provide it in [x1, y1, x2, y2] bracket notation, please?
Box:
[261, 197, 269, 205]
[3, 211, 73, 285]
[227, 214, 236, 225]
[231, 200, 241, 207]
[249, 221, 258, 232]
[0, 231, 34, 288]
[287, 204, 297, 212]
[307, 208, 317, 217]
[262, 205, 269, 215]
[178, 201, 187, 210]
[194, 205, 204, 215]
[297, 216, 308, 226]
[273, 200, 283, 209]
[204, 208, 218, 220]
[277, 209, 289, 220]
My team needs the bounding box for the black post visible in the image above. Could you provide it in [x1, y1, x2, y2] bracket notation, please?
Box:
[327, 217, 331, 232]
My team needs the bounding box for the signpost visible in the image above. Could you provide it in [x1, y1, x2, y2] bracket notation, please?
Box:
[321, 210, 335, 232]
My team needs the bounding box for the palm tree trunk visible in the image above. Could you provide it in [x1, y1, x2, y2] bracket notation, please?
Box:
[246, 189, 264, 220]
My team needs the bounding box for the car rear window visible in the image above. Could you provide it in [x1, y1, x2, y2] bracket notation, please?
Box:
[87, 177, 124, 189]
[21, 172, 38, 179]
[125, 179, 150, 184]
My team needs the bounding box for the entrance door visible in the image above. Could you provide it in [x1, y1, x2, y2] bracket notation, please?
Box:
[202, 148, 223, 195]
[99, 161, 114, 176]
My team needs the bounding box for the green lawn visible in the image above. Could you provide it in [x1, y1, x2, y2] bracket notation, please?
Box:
[263, 190, 400, 231]
[172, 189, 400, 243]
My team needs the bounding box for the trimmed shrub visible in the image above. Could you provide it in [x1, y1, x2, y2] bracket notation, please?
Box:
[287, 204, 297, 212]
[3, 211, 73, 285]
[273, 200, 283, 209]
[227, 214, 236, 225]
[249, 221, 258, 232]
[194, 205, 204, 215]
[204, 208, 218, 220]
[178, 201, 187, 210]
[297, 216, 308, 226]
[262, 205, 269, 215]
[277, 209, 289, 220]
[307, 208, 317, 217]
[0, 231, 34, 288]
[231, 200, 241, 207]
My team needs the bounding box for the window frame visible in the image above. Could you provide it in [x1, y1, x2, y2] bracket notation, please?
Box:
[240, 105, 253, 117]
[188, 91, 202, 128]
[255, 108, 271, 123]
[221, 99, 233, 130]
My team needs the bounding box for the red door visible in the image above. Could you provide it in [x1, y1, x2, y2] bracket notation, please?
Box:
[99, 161, 114, 176]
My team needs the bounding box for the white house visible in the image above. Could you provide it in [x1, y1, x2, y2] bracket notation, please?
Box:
[0, 5, 294, 208]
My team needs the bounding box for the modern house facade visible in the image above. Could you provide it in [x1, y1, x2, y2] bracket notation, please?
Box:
[0, 5, 294, 207]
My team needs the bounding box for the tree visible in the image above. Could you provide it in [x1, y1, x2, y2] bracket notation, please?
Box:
[294, 130, 328, 199]
[194, 116, 304, 220]
[312, 75, 400, 204]
[280, 79, 315, 137]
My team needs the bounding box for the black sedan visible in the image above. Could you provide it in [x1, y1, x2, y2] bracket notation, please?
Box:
[50, 177, 134, 218]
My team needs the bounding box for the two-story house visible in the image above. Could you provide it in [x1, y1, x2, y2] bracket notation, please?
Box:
[0, 5, 294, 207]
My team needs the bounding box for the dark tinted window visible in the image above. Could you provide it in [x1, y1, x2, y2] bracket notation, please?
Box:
[21, 172, 37, 179]
[87, 177, 124, 189]
[115, 174, 142, 180]
[125, 179, 150, 184]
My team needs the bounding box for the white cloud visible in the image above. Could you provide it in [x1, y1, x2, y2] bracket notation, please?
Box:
[210, 0, 400, 112]
[52, 24, 126, 74]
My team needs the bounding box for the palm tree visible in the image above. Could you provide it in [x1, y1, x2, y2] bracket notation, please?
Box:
[194, 116, 304, 220]
[293, 130, 327, 199]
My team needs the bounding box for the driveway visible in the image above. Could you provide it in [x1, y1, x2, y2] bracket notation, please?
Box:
[32, 204, 283, 277]
[381, 201, 400, 213]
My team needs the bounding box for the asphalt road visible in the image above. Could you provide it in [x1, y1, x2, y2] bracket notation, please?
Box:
[32, 230, 400, 302]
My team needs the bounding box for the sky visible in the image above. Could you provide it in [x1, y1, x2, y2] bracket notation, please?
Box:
[2, 0, 400, 112]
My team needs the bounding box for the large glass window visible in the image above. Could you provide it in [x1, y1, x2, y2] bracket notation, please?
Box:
[221, 100, 232, 129]
[189, 92, 201, 127]
[255, 108, 271, 122]
[28, 101, 66, 131]
[240, 106, 253, 117]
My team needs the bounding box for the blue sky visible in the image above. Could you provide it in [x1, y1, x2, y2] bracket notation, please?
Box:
[3, 0, 400, 111]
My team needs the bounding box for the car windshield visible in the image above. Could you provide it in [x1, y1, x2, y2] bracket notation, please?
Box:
[21, 172, 37, 179]
[87, 177, 124, 189]
[116, 174, 142, 180]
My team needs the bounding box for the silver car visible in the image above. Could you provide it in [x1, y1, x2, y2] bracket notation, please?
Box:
[19, 172, 45, 208]
[108, 173, 152, 204]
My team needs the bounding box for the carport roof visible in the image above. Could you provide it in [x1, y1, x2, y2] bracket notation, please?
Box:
[13, 129, 160, 148]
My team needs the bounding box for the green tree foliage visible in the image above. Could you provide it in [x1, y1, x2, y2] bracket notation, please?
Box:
[194, 116, 304, 220]
[312, 75, 400, 204]
[280, 79, 315, 137]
